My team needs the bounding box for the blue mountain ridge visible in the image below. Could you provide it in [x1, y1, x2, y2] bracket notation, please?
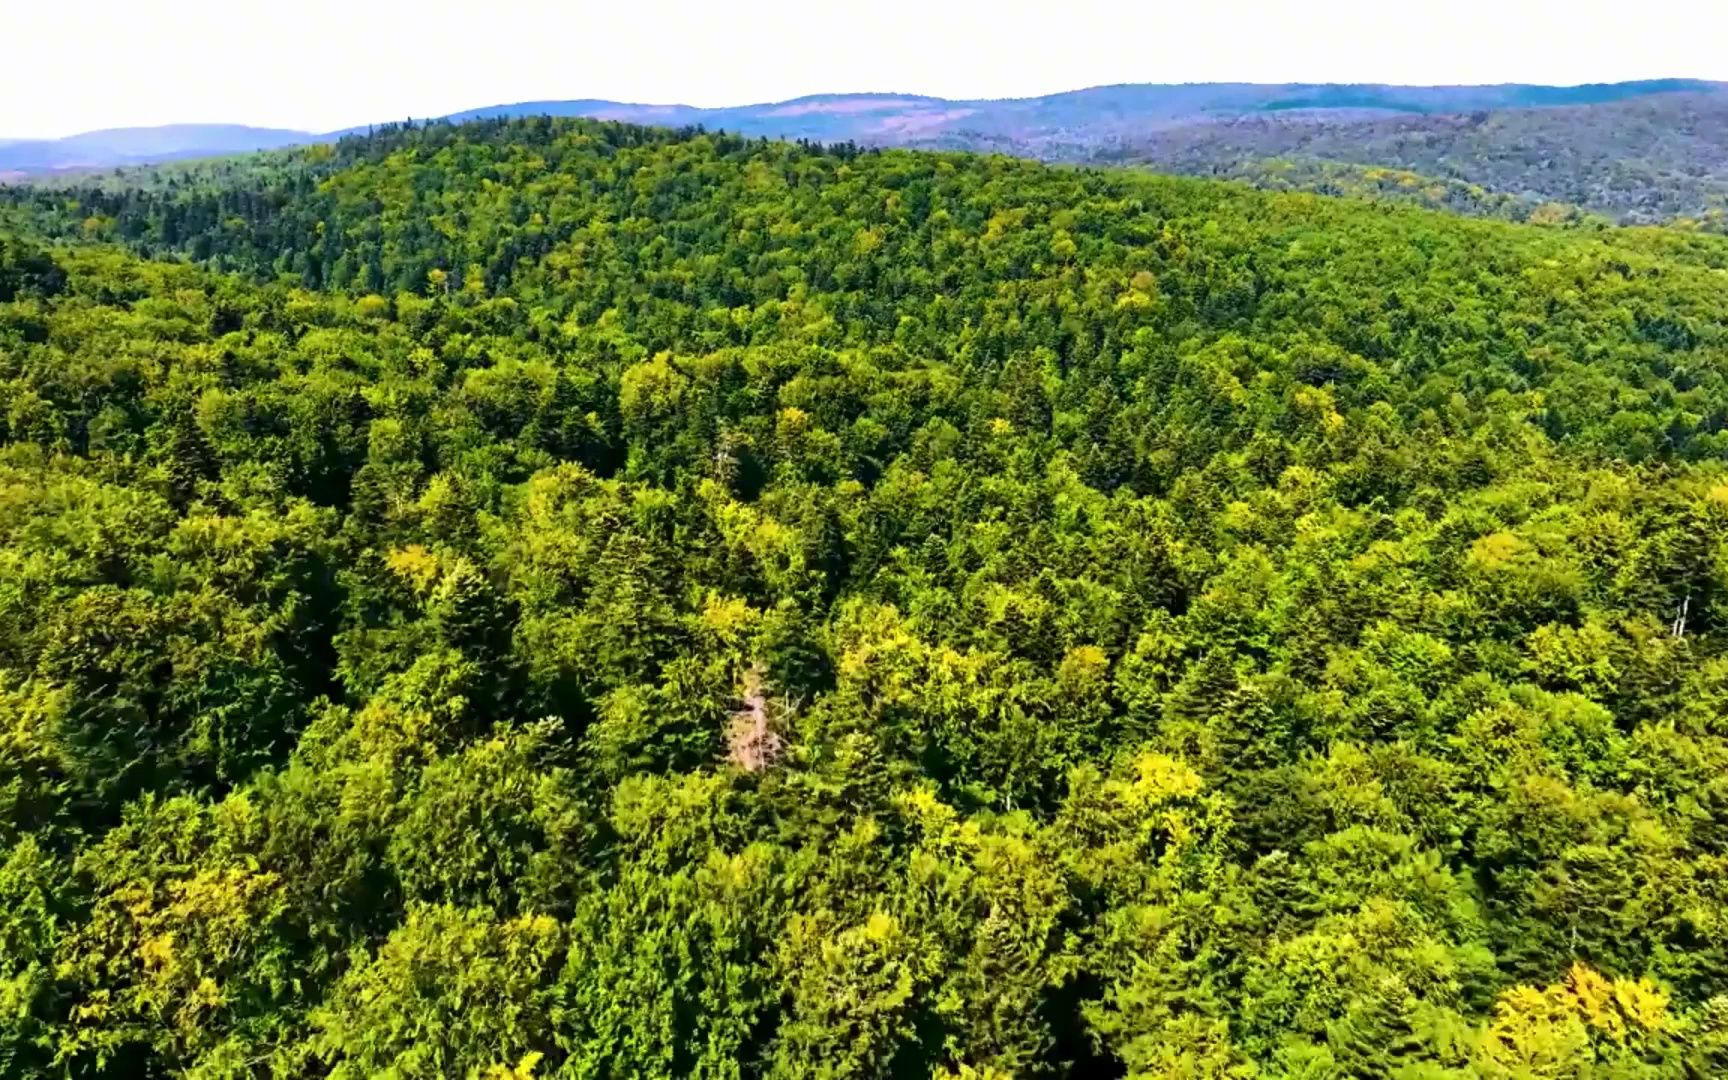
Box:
[5, 78, 1723, 175]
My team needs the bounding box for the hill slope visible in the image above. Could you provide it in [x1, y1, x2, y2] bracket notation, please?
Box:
[1084, 90, 1728, 227]
[3, 118, 1728, 1075]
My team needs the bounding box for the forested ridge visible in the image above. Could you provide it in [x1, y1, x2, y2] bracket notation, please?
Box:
[1085, 92, 1728, 233]
[4, 117, 1728, 1077]
[12, 80, 1728, 234]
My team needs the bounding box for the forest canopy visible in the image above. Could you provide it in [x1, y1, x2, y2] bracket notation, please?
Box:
[2, 117, 1728, 1077]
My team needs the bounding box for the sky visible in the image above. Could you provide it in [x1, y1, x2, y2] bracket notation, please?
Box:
[4, 0, 1727, 139]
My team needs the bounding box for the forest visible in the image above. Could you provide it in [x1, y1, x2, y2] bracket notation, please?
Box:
[1085, 92, 1728, 233]
[2, 116, 1728, 1077]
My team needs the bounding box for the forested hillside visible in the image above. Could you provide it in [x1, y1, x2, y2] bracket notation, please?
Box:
[4, 118, 1728, 1077]
[1086, 91, 1728, 231]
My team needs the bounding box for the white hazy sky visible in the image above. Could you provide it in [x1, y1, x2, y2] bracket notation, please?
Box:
[4, 0, 1727, 139]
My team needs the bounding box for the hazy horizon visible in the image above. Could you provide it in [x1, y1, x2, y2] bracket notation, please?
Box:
[8, 75, 1728, 142]
[6, 0, 1727, 139]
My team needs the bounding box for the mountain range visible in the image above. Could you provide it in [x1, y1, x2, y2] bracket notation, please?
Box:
[6, 78, 1728, 227]
[0, 124, 309, 174]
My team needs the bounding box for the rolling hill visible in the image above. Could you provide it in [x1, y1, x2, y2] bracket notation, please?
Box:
[6, 77, 1728, 227]
[403, 78, 1728, 145]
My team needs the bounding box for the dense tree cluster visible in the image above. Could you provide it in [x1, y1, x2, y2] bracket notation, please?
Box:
[3, 118, 1728, 1076]
[1114, 158, 1611, 230]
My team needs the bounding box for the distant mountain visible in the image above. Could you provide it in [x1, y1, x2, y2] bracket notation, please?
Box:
[0, 124, 311, 176]
[379, 79, 1728, 148]
[325, 92, 964, 144]
[18, 79, 1725, 167]
[8, 79, 1728, 226]
[1084, 91, 1728, 227]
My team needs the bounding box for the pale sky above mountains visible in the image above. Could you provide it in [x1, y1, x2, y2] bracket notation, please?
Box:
[5, 0, 1726, 139]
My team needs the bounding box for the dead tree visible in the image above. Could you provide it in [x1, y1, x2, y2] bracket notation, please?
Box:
[727, 664, 787, 772]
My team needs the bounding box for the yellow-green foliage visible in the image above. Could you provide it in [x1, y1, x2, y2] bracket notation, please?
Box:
[0, 119, 1727, 1076]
